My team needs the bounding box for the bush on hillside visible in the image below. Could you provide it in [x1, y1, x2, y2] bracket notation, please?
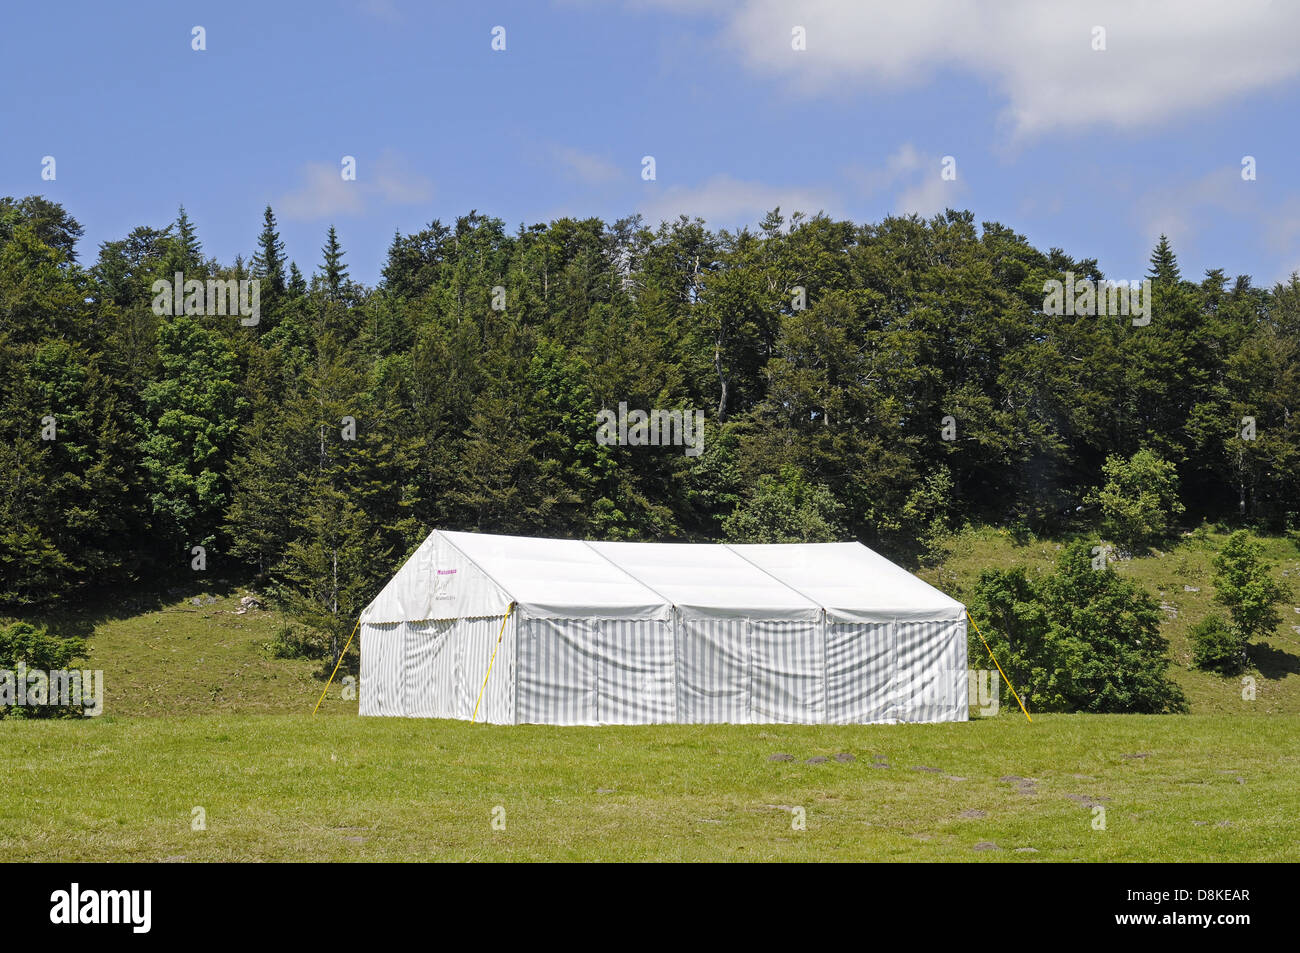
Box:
[1212, 530, 1288, 656]
[1190, 614, 1244, 675]
[722, 466, 845, 543]
[1086, 448, 1184, 553]
[968, 540, 1187, 714]
[0, 620, 89, 719]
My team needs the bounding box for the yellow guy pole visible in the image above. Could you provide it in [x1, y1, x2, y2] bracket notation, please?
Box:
[472, 602, 517, 724]
[965, 610, 1032, 723]
[313, 617, 361, 717]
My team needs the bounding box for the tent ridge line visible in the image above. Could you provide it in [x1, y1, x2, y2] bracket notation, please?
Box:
[720, 543, 825, 613]
[577, 538, 676, 611]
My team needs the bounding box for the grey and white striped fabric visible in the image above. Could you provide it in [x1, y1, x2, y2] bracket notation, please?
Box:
[360, 614, 517, 722]
[893, 618, 967, 723]
[675, 615, 750, 724]
[748, 618, 825, 724]
[359, 622, 401, 717]
[516, 616, 675, 725]
[365, 611, 968, 725]
[825, 621, 895, 724]
[403, 619, 454, 718]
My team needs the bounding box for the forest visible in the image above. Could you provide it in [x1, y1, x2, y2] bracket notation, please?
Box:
[2, 194, 1298, 663]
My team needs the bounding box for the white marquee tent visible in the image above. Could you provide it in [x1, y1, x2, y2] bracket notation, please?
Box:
[359, 530, 968, 725]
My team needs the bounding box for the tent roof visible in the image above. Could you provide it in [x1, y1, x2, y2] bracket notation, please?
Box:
[729, 542, 964, 621]
[586, 540, 819, 614]
[363, 530, 964, 624]
[441, 530, 666, 614]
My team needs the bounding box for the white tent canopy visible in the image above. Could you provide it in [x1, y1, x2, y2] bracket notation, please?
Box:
[360, 530, 968, 725]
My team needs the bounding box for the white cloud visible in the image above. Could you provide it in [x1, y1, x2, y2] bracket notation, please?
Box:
[666, 0, 1300, 139]
[371, 153, 435, 205]
[843, 143, 924, 197]
[896, 176, 963, 218]
[279, 152, 433, 222]
[844, 144, 965, 217]
[551, 146, 622, 185]
[1131, 164, 1300, 284]
[1136, 165, 1253, 250]
[280, 163, 366, 221]
[638, 173, 836, 228]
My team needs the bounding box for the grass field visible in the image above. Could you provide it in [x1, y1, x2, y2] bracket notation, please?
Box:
[2, 527, 1298, 861]
[2, 713, 1297, 861]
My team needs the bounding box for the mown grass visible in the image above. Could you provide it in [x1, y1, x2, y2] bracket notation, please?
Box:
[2, 713, 1296, 861]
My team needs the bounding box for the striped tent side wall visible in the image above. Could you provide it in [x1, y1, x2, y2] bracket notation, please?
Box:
[824, 620, 895, 724]
[515, 616, 675, 725]
[359, 622, 403, 716]
[748, 618, 825, 724]
[676, 615, 751, 724]
[367, 608, 967, 726]
[892, 617, 968, 723]
[453, 614, 517, 724]
[402, 618, 456, 718]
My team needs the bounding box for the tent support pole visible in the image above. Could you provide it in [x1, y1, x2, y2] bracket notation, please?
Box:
[965, 610, 1032, 722]
[473, 602, 517, 724]
[313, 617, 360, 717]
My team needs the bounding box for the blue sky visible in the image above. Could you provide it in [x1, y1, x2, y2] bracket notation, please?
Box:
[5, 0, 1300, 287]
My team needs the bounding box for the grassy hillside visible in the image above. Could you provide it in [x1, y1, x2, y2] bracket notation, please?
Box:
[918, 526, 1300, 716]
[10, 585, 356, 718]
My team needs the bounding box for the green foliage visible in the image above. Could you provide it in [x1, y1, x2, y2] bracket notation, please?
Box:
[0, 621, 88, 719]
[319, 225, 349, 300]
[267, 622, 322, 660]
[969, 540, 1187, 713]
[1087, 448, 1185, 552]
[1190, 614, 1244, 675]
[138, 314, 247, 551]
[1212, 530, 1288, 652]
[723, 466, 845, 543]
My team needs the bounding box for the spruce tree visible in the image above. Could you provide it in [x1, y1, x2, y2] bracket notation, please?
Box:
[320, 225, 349, 299]
[174, 205, 202, 271]
[251, 205, 286, 298]
[1148, 234, 1181, 284]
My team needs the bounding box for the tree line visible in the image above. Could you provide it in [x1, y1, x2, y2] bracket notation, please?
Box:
[2, 195, 1298, 661]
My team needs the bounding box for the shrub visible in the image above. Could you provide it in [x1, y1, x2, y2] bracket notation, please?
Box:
[1190, 614, 1244, 675]
[0, 620, 89, 719]
[268, 623, 323, 660]
[1086, 448, 1184, 552]
[969, 540, 1187, 713]
[723, 466, 844, 543]
[1212, 530, 1288, 654]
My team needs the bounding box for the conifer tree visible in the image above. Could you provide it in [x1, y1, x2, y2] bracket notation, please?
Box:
[251, 205, 286, 298]
[174, 205, 202, 271]
[1148, 234, 1181, 284]
[320, 225, 349, 300]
